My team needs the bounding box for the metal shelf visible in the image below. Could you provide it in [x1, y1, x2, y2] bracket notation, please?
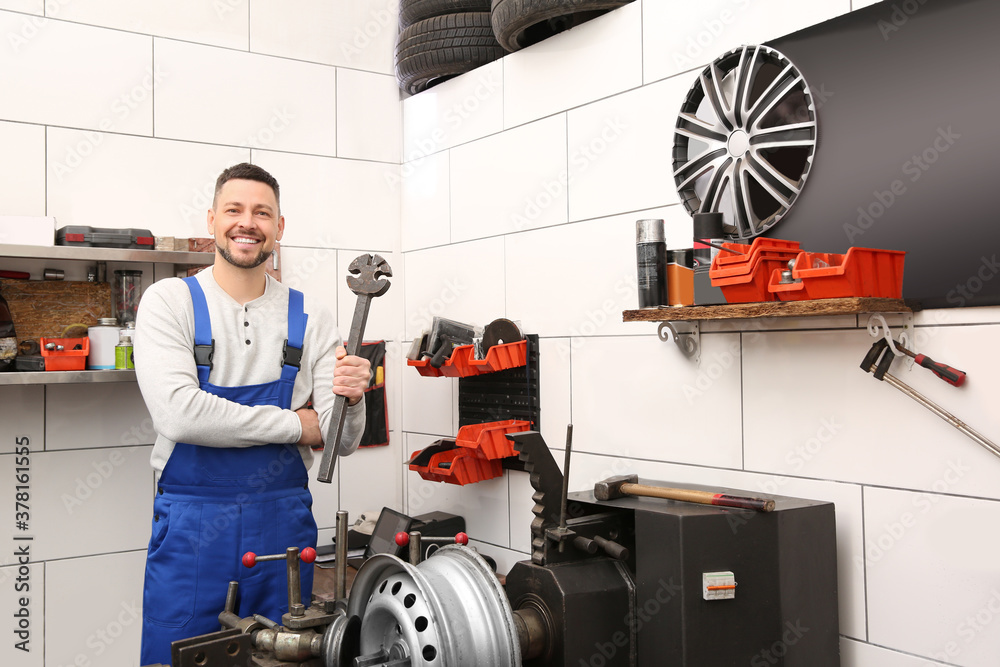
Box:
[0, 369, 137, 385]
[0, 243, 213, 265]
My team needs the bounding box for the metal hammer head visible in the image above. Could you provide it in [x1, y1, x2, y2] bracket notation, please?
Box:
[594, 474, 638, 501]
[346, 253, 392, 297]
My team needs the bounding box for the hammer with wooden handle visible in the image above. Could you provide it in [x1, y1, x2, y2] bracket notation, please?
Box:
[594, 474, 775, 512]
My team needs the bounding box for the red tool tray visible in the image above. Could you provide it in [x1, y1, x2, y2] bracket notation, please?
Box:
[408, 446, 503, 486]
[406, 339, 527, 378]
[39, 337, 89, 371]
[456, 419, 531, 459]
[769, 248, 905, 301]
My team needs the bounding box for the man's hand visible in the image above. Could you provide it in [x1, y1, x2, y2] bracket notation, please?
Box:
[333, 346, 371, 406]
[295, 407, 322, 447]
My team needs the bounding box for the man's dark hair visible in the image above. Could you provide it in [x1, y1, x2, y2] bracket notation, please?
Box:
[213, 163, 280, 212]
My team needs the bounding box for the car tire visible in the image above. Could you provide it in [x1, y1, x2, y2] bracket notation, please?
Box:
[490, 0, 634, 52]
[395, 12, 504, 94]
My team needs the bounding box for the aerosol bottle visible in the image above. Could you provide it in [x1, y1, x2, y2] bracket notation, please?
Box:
[636, 219, 668, 308]
[692, 212, 728, 305]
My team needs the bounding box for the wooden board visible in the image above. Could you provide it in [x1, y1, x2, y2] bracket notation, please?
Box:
[623, 297, 914, 322]
[0, 280, 112, 343]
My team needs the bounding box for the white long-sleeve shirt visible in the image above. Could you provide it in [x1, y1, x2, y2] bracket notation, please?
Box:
[133, 266, 364, 475]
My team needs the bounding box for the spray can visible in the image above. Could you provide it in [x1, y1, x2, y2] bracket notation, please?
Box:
[115, 328, 134, 370]
[636, 219, 668, 308]
[692, 212, 728, 305]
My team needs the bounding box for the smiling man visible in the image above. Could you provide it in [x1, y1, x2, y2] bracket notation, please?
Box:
[133, 163, 370, 665]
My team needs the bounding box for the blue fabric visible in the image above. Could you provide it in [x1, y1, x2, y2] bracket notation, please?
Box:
[140, 281, 313, 666]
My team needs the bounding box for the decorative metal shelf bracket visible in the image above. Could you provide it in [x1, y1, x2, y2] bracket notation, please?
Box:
[867, 312, 915, 369]
[657, 321, 700, 363]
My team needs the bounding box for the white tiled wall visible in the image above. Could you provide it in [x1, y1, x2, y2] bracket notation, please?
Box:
[397, 2, 1000, 667]
[0, 4, 402, 665]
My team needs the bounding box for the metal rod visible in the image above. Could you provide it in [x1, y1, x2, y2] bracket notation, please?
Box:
[221, 581, 239, 630]
[409, 531, 422, 565]
[286, 547, 303, 616]
[879, 368, 1000, 459]
[557, 424, 573, 553]
[335, 510, 349, 602]
[254, 614, 280, 630]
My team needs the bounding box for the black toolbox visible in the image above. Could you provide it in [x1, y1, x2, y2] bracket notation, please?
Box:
[56, 226, 155, 249]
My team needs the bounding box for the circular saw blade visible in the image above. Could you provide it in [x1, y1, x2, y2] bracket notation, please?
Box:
[482, 318, 523, 351]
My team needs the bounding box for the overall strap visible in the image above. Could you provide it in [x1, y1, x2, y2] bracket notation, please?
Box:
[278, 288, 308, 407]
[182, 276, 214, 385]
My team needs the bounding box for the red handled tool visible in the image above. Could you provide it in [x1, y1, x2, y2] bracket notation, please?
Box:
[894, 340, 966, 387]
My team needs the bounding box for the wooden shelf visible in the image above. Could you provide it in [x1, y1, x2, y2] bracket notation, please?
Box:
[623, 297, 913, 323]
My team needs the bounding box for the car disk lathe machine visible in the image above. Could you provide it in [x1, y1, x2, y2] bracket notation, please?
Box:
[147, 431, 840, 667]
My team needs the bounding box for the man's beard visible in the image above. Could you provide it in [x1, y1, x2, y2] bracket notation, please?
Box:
[218, 240, 271, 269]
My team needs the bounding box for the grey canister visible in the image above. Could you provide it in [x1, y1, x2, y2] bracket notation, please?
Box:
[636, 219, 668, 308]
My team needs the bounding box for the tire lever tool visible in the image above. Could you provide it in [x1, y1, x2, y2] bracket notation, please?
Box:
[317, 253, 392, 483]
[861, 339, 1000, 460]
[893, 339, 967, 387]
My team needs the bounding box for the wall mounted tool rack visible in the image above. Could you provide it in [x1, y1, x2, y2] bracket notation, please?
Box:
[623, 297, 916, 363]
[406, 334, 541, 482]
[459, 334, 540, 471]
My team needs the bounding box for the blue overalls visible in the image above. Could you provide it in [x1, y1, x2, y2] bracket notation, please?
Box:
[140, 277, 317, 666]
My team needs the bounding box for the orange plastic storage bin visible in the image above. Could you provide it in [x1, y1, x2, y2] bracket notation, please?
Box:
[39, 337, 89, 371]
[711, 254, 796, 303]
[469, 339, 527, 373]
[408, 446, 503, 486]
[768, 248, 905, 300]
[711, 237, 801, 270]
[456, 419, 531, 459]
[407, 340, 527, 378]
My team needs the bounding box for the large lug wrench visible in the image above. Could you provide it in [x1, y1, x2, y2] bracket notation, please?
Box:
[316, 253, 392, 483]
[861, 339, 1000, 461]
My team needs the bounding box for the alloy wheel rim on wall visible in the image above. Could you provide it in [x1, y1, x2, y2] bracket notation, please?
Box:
[672, 45, 818, 240]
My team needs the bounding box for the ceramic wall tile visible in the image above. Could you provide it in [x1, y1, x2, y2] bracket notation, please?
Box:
[45, 551, 145, 667]
[571, 334, 743, 468]
[503, 1, 642, 128]
[0, 120, 44, 218]
[25, 447, 152, 560]
[155, 39, 337, 155]
[57, 0, 248, 49]
[401, 150, 450, 252]
[250, 0, 396, 74]
[865, 487, 1000, 666]
[402, 59, 503, 159]
[0, 15, 152, 134]
[337, 68, 402, 163]
[566, 75, 692, 222]
[250, 150, 399, 252]
[450, 115, 567, 242]
[402, 236, 505, 341]
[46, 128, 248, 238]
[45, 383, 152, 451]
[0, 386, 42, 454]
[743, 327, 1000, 498]
[643, 0, 850, 84]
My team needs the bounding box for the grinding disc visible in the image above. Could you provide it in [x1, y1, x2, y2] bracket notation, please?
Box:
[482, 318, 523, 351]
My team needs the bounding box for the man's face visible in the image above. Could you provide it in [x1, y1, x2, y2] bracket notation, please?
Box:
[208, 178, 284, 270]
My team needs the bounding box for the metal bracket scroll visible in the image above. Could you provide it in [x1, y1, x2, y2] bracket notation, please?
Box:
[658, 321, 700, 363]
[867, 312, 914, 369]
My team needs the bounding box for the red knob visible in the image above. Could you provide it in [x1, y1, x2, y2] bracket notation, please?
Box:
[242, 552, 257, 568]
[300, 547, 317, 564]
[455, 532, 469, 545]
[395, 531, 410, 547]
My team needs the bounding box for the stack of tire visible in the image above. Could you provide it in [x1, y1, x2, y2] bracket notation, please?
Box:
[395, 0, 636, 94]
[490, 0, 635, 52]
[395, 0, 503, 95]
